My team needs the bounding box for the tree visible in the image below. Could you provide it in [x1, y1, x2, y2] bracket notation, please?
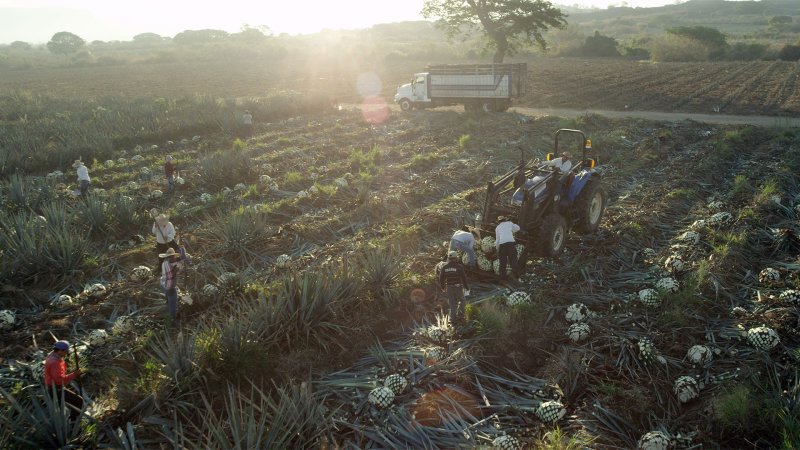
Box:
[46, 31, 85, 55]
[769, 16, 793, 29]
[421, 0, 567, 63]
[666, 26, 728, 60]
[133, 32, 165, 44]
[173, 29, 229, 45]
[582, 31, 620, 57]
[9, 41, 32, 51]
[232, 26, 271, 43]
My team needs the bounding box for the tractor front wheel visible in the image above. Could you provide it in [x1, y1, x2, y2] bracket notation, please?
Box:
[537, 213, 568, 257]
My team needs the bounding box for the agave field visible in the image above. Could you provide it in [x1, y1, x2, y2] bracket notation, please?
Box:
[1, 86, 800, 449]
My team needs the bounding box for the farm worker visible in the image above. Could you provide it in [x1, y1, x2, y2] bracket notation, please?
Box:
[449, 226, 479, 267]
[152, 214, 179, 276]
[164, 155, 177, 194]
[512, 152, 573, 205]
[495, 216, 520, 281]
[159, 247, 185, 322]
[72, 160, 90, 196]
[438, 250, 470, 325]
[242, 110, 253, 138]
[543, 151, 573, 173]
[44, 340, 84, 422]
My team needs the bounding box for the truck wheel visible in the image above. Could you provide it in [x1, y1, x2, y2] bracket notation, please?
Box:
[537, 213, 567, 257]
[573, 177, 606, 234]
[399, 99, 412, 112]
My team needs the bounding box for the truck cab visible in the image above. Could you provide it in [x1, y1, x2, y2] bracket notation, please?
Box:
[394, 73, 430, 111]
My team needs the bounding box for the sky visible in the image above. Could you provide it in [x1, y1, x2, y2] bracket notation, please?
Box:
[0, 0, 683, 45]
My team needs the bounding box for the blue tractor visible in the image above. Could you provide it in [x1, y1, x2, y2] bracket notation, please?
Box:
[476, 129, 606, 275]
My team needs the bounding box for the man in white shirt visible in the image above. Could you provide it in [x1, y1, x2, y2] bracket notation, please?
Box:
[495, 216, 520, 280]
[542, 151, 572, 173]
[73, 160, 90, 196]
[242, 110, 253, 138]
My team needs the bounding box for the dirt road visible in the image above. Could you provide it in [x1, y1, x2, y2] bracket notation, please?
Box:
[510, 106, 800, 127]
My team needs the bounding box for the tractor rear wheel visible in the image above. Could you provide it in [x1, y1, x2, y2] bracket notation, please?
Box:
[574, 177, 606, 234]
[537, 213, 567, 257]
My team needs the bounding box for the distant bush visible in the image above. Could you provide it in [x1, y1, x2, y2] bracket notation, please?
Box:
[650, 34, 709, 62]
[666, 25, 728, 60]
[778, 44, 800, 61]
[725, 42, 768, 61]
[623, 46, 650, 60]
[769, 15, 793, 29]
[582, 31, 620, 57]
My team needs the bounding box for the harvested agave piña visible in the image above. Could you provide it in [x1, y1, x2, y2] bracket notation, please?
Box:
[367, 386, 394, 408]
[664, 255, 684, 273]
[536, 400, 566, 422]
[638, 431, 671, 450]
[758, 267, 780, 284]
[88, 329, 109, 346]
[480, 236, 496, 255]
[707, 211, 733, 227]
[567, 323, 590, 342]
[0, 310, 16, 330]
[677, 231, 700, 245]
[779, 289, 800, 305]
[505, 291, 531, 306]
[655, 277, 679, 292]
[686, 345, 712, 364]
[275, 254, 291, 268]
[51, 294, 73, 308]
[131, 266, 152, 281]
[491, 435, 521, 450]
[638, 288, 660, 308]
[673, 376, 700, 403]
[384, 374, 408, 395]
[565, 303, 589, 322]
[747, 326, 780, 350]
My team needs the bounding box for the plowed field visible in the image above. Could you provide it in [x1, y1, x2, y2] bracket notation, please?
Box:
[2, 57, 799, 116]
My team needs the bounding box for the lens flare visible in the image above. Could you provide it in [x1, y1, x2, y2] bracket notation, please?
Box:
[361, 96, 389, 124]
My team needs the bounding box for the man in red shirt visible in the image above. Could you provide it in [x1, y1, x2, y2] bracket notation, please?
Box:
[44, 340, 83, 420]
[164, 155, 177, 194]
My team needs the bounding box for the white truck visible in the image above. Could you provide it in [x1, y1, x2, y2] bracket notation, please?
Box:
[394, 63, 527, 112]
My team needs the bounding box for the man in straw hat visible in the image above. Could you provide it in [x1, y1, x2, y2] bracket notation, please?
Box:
[72, 160, 90, 196]
[152, 213, 179, 276]
[159, 247, 186, 322]
[44, 340, 84, 422]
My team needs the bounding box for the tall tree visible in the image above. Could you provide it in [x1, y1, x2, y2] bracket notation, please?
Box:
[422, 0, 566, 63]
[46, 31, 85, 55]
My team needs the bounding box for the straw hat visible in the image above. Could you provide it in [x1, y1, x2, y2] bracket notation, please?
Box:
[158, 247, 178, 258]
[155, 214, 169, 225]
[72, 160, 84, 168]
[561, 151, 572, 159]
